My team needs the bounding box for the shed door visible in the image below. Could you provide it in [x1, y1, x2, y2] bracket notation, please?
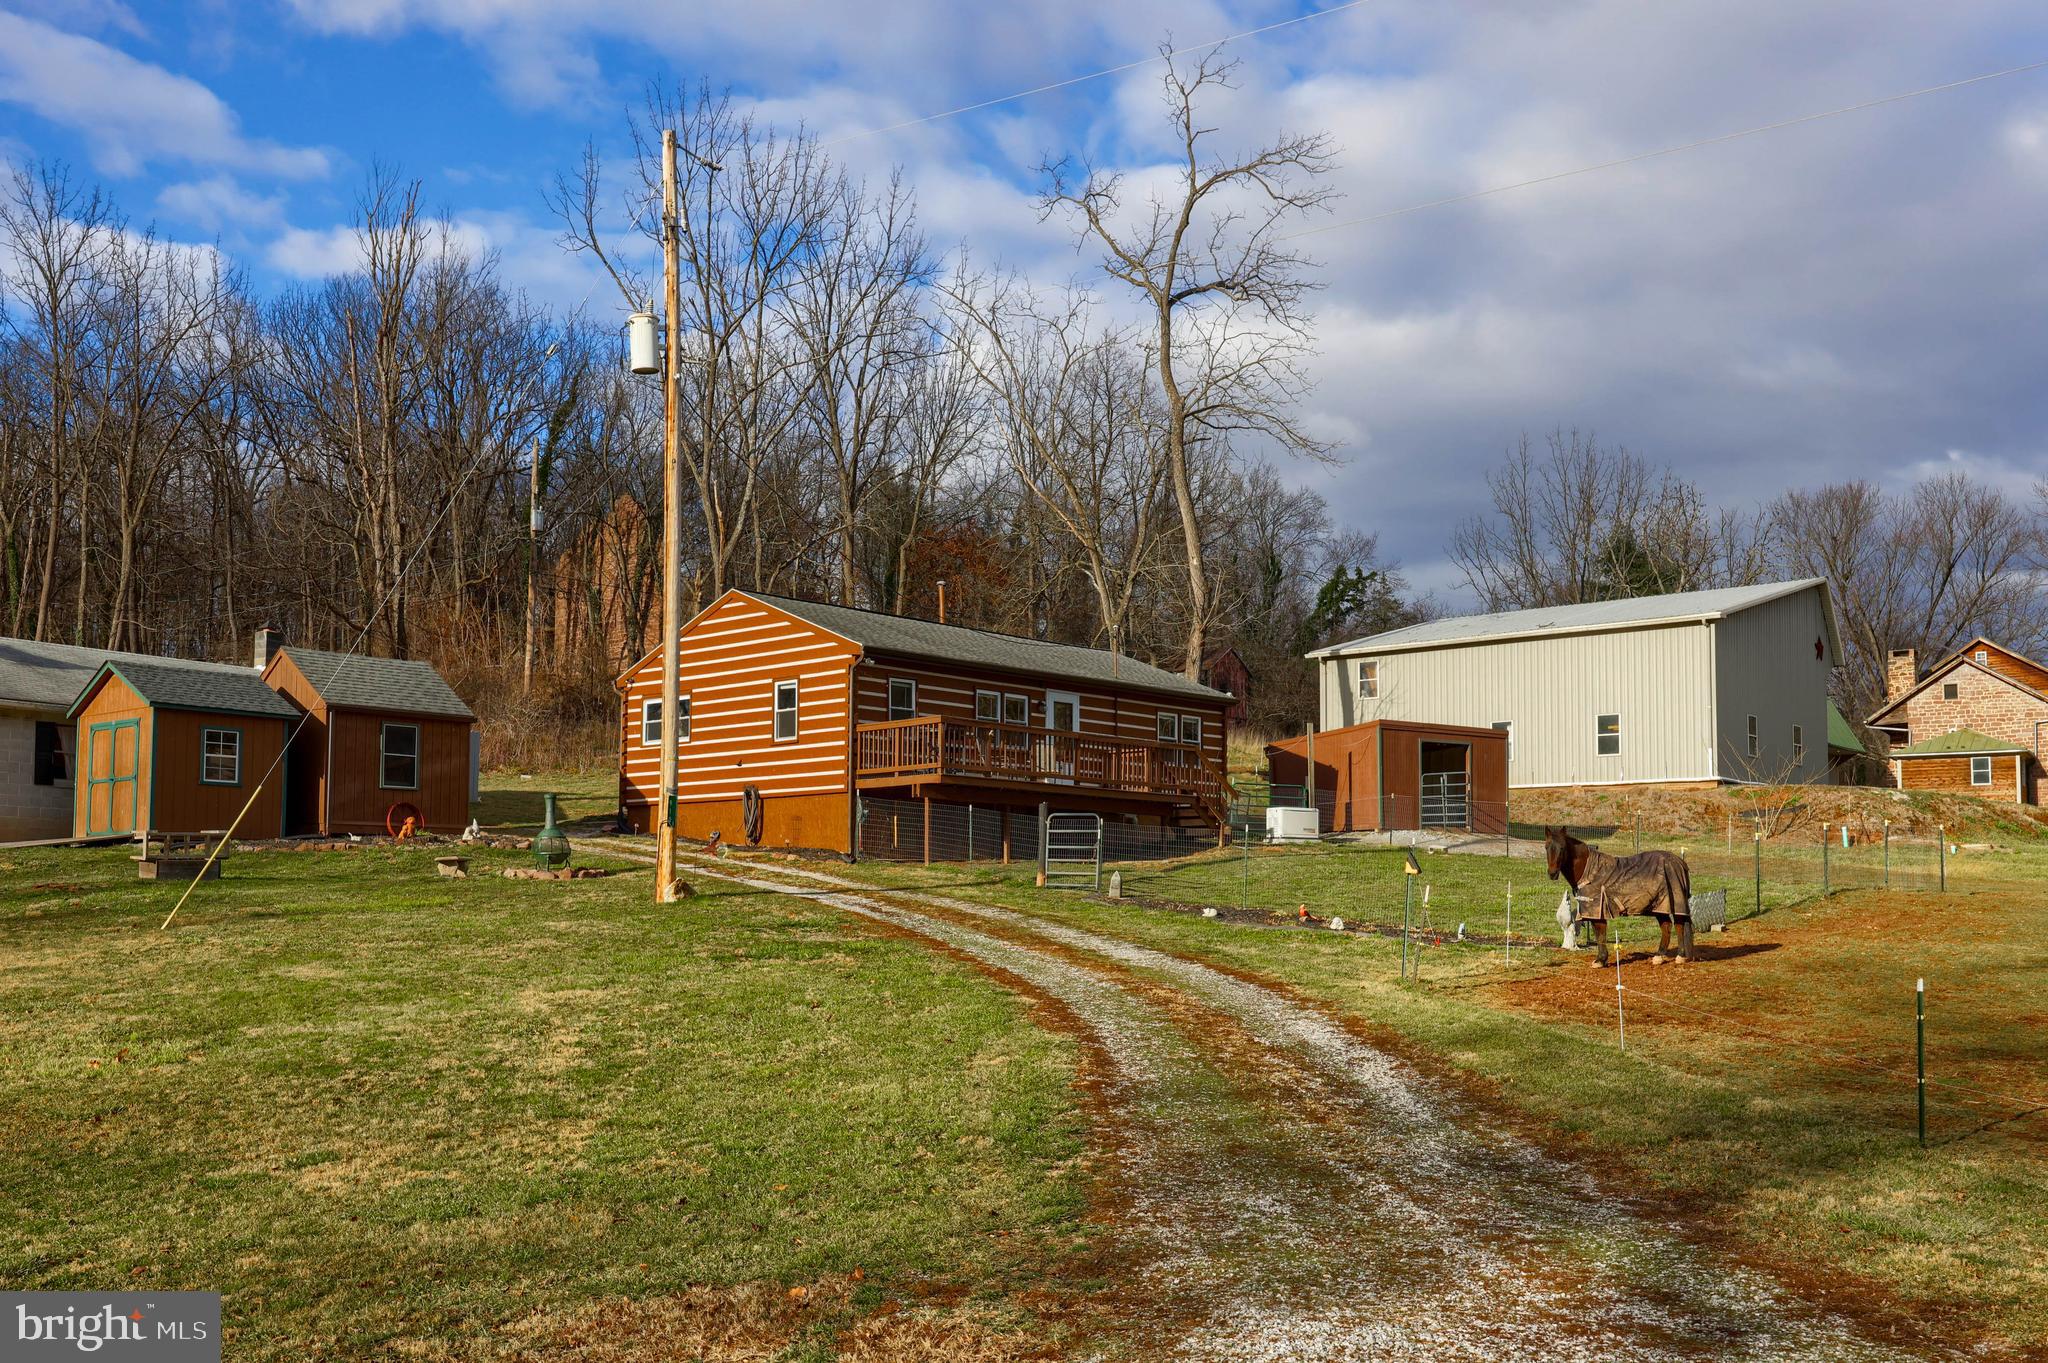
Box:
[86, 719, 140, 836]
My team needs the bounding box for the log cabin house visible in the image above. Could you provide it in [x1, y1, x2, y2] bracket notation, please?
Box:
[615, 590, 1235, 857]
[1868, 637, 2048, 804]
[67, 657, 297, 838]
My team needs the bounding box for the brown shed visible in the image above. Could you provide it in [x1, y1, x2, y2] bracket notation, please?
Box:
[263, 646, 477, 837]
[1266, 719, 1509, 834]
[67, 658, 295, 838]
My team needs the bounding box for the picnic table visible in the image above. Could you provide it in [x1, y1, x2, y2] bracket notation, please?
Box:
[133, 830, 230, 881]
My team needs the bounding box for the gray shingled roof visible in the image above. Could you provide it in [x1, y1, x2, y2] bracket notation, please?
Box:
[280, 646, 475, 720]
[71, 657, 299, 720]
[1310, 578, 1833, 657]
[0, 638, 261, 711]
[747, 592, 1231, 703]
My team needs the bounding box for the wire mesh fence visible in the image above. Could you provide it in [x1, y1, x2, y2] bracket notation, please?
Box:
[854, 791, 2040, 948]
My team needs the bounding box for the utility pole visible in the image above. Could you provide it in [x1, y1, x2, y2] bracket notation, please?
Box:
[523, 435, 539, 695]
[655, 129, 684, 904]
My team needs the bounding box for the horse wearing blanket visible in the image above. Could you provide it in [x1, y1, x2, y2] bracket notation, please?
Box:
[1544, 826, 1694, 966]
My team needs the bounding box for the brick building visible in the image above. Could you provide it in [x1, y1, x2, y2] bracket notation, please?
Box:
[1867, 637, 2048, 804]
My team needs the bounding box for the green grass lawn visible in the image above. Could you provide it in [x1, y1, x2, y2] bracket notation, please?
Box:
[473, 767, 620, 834]
[836, 854, 2048, 1354]
[0, 842, 1083, 1360]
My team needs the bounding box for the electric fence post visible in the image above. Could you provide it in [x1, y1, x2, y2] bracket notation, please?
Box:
[1883, 818, 1890, 887]
[1938, 826, 1947, 893]
[1402, 848, 1420, 981]
[1822, 824, 1830, 897]
[1753, 832, 1762, 917]
[1917, 978, 1927, 1149]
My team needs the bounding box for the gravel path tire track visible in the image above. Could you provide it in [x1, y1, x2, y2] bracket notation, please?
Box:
[587, 838, 1952, 1362]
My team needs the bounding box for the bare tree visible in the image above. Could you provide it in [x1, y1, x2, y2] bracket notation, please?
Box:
[1039, 49, 1338, 679]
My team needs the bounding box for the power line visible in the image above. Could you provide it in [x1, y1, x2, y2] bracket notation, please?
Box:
[1279, 58, 2048, 242]
[819, 0, 1379, 148]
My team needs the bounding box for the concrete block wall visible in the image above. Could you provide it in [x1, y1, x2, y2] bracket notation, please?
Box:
[0, 711, 77, 841]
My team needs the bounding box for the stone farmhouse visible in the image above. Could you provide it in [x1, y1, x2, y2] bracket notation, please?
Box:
[1867, 638, 2048, 805]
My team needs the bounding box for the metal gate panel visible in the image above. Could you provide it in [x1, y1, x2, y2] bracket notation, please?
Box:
[1420, 772, 1468, 828]
[1042, 812, 1103, 891]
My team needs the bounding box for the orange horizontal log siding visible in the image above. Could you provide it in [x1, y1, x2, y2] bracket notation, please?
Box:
[617, 593, 861, 852]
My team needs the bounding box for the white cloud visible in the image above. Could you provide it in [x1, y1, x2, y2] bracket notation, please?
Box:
[0, 10, 330, 178]
[155, 175, 286, 235]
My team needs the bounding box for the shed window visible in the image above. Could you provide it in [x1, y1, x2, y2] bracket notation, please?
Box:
[380, 723, 420, 789]
[1359, 660, 1379, 698]
[1157, 712, 1177, 742]
[1596, 713, 1621, 756]
[1179, 715, 1203, 746]
[1746, 715, 1759, 758]
[1002, 693, 1028, 726]
[32, 721, 70, 785]
[641, 698, 662, 746]
[1491, 721, 1512, 764]
[1942, 682, 1958, 700]
[1971, 755, 1992, 786]
[201, 728, 241, 786]
[888, 678, 917, 721]
[773, 680, 800, 741]
[1792, 725, 1804, 762]
[975, 690, 1000, 721]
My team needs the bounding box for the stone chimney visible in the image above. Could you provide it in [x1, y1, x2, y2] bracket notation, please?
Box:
[1886, 648, 1917, 701]
[253, 624, 282, 672]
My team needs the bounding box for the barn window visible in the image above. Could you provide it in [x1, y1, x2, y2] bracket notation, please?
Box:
[1359, 660, 1379, 698]
[1157, 713, 1177, 742]
[641, 698, 662, 746]
[1974, 649, 1989, 664]
[888, 678, 917, 721]
[1002, 693, 1028, 726]
[1746, 715, 1759, 758]
[32, 721, 70, 785]
[1971, 755, 1992, 786]
[1491, 721, 1512, 764]
[200, 728, 241, 786]
[975, 690, 1000, 721]
[1942, 682, 1958, 700]
[1791, 725, 1804, 761]
[380, 723, 420, 789]
[773, 680, 800, 741]
[1179, 715, 1203, 746]
[1596, 713, 1621, 756]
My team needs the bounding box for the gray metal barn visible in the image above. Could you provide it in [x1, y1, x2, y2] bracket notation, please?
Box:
[1308, 579, 1840, 790]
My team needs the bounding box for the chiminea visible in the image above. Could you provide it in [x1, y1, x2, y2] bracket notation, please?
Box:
[533, 793, 572, 870]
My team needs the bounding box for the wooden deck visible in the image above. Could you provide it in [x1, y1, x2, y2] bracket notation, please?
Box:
[855, 716, 1227, 816]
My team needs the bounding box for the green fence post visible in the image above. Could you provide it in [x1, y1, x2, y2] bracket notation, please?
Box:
[1883, 819, 1890, 887]
[1917, 977, 1927, 1149]
[1938, 826, 1946, 893]
[1822, 824, 1830, 897]
[1753, 833, 1762, 916]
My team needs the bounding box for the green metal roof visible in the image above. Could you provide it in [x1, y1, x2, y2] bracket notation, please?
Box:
[1825, 701, 1866, 755]
[278, 647, 475, 721]
[746, 592, 1232, 703]
[67, 658, 299, 721]
[1891, 728, 2028, 757]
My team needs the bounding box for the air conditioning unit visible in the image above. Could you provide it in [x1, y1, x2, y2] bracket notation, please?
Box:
[1265, 806, 1320, 843]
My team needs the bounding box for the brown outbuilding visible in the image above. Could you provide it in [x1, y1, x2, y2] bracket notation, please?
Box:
[67, 657, 296, 839]
[262, 643, 478, 837]
[1266, 719, 1510, 834]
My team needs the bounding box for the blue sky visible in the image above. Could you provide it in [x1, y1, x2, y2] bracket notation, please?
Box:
[3, 1, 2046, 600]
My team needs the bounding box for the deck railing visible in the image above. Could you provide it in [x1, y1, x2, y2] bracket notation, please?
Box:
[855, 715, 1225, 807]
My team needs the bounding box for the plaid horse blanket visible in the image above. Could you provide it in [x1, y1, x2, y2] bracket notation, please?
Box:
[1574, 848, 1692, 922]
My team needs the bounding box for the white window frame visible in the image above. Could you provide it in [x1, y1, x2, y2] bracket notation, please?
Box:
[1970, 754, 1992, 786]
[1746, 715, 1759, 759]
[1002, 693, 1028, 726]
[641, 697, 662, 747]
[975, 689, 1001, 722]
[1975, 649, 1989, 664]
[1491, 721, 1512, 764]
[380, 722, 420, 791]
[1596, 713, 1621, 757]
[1359, 659, 1379, 699]
[200, 727, 241, 786]
[1179, 714, 1202, 746]
[888, 677, 917, 721]
[1156, 712, 1177, 742]
[676, 695, 691, 742]
[1791, 724, 1804, 762]
[773, 680, 800, 742]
